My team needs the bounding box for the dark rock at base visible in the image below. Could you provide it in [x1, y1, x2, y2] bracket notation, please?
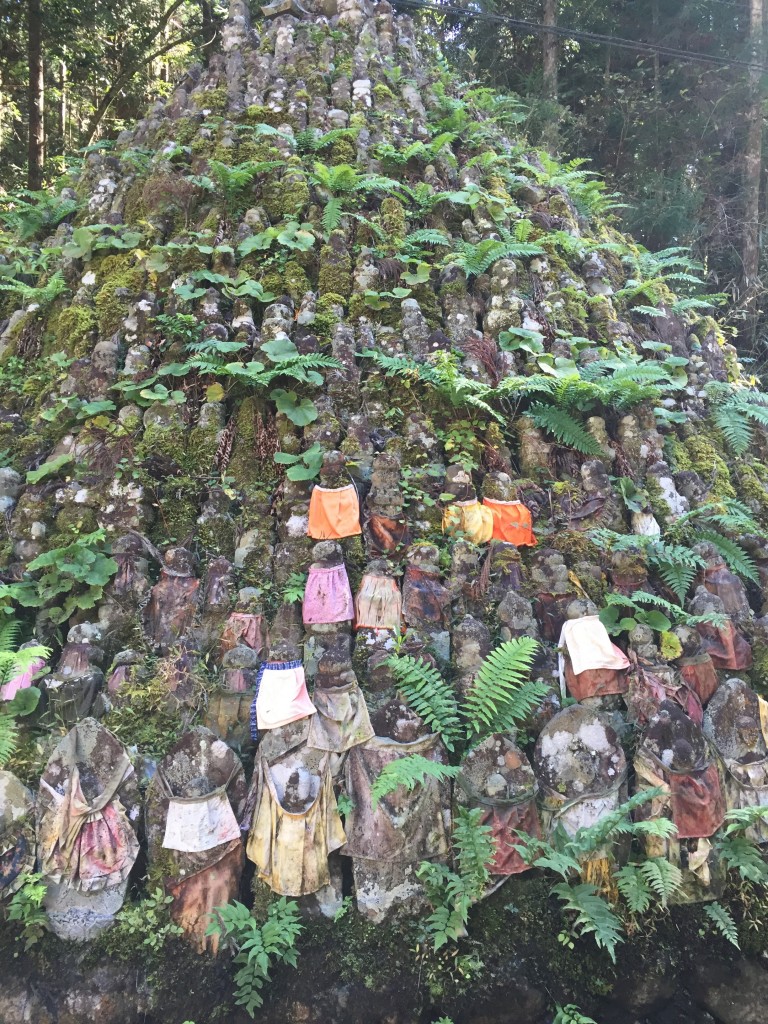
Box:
[685, 956, 768, 1024]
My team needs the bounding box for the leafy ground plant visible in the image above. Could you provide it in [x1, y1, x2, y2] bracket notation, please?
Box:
[515, 790, 681, 962]
[7, 872, 48, 951]
[206, 898, 303, 1018]
[115, 888, 183, 953]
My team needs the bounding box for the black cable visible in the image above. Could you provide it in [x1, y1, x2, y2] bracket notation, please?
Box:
[393, 0, 768, 71]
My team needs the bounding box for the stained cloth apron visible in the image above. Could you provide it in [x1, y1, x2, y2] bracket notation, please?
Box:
[246, 757, 346, 896]
[354, 574, 402, 632]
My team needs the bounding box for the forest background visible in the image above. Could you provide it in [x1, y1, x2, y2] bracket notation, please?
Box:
[1, 0, 767, 350]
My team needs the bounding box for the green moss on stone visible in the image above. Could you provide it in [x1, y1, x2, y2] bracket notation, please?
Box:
[313, 292, 346, 339]
[669, 435, 735, 499]
[193, 87, 229, 113]
[94, 255, 145, 338]
[50, 304, 97, 359]
[318, 243, 352, 297]
[379, 197, 406, 239]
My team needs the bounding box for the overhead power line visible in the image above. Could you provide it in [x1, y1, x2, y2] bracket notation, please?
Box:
[392, 0, 768, 72]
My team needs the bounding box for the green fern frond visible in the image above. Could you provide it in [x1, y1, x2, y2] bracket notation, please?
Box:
[321, 198, 344, 235]
[444, 239, 544, 277]
[704, 902, 739, 948]
[567, 788, 668, 858]
[653, 559, 699, 604]
[0, 711, 19, 767]
[370, 754, 459, 807]
[716, 835, 768, 885]
[403, 229, 451, 247]
[528, 403, 605, 456]
[453, 804, 496, 896]
[639, 858, 683, 908]
[615, 865, 652, 914]
[386, 654, 463, 751]
[462, 638, 544, 738]
[551, 881, 624, 962]
[696, 530, 759, 584]
[0, 618, 20, 653]
[494, 374, 558, 398]
[711, 403, 754, 456]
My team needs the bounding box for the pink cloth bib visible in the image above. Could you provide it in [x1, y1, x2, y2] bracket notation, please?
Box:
[302, 564, 354, 625]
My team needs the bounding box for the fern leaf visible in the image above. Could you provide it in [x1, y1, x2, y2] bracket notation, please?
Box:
[640, 857, 683, 908]
[0, 618, 20, 654]
[648, 545, 705, 604]
[370, 754, 459, 807]
[567, 788, 668, 859]
[528, 403, 605, 456]
[716, 834, 768, 885]
[322, 198, 344, 235]
[453, 805, 495, 897]
[386, 654, 463, 751]
[704, 902, 740, 948]
[462, 638, 544, 738]
[0, 711, 19, 767]
[551, 881, 624, 962]
[712, 403, 753, 456]
[615, 865, 652, 914]
[403, 229, 450, 247]
[696, 530, 759, 584]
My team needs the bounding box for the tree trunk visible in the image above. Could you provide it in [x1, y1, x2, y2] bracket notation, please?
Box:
[743, 0, 764, 316]
[542, 0, 558, 100]
[57, 56, 67, 156]
[541, 0, 558, 152]
[27, 0, 45, 189]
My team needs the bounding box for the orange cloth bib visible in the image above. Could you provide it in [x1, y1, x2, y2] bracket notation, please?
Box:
[482, 498, 537, 547]
[308, 484, 362, 540]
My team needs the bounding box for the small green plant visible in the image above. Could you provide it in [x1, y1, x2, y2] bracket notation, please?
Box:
[206, 898, 303, 1018]
[704, 381, 768, 456]
[7, 872, 48, 951]
[369, 754, 460, 806]
[442, 237, 543, 278]
[417, 806, 495, 949]
[386, 638, 543, 749]
[515, 790, 680, 962]
[702, 901, 740, 948]
[282, 572, 307, 604]
[386, 654, 463, 751]
[191, 159, 285, 219]
[591, 529, 707, 605]
[23, 529, 118, 625]
[61, 223, 143, 261]
[238, 220, 316, 256]
[308, 162, 409, 234]
[0, 620, 49, 767]
[0, 188, 79, 240]
[463, 638, 544, 739]
[553, 1006, 599, 1024]
[715, 806, 768, 884]
[273, 443, 324, 481]
[599, 590, 725, 637]
[115, 888, 183, 952]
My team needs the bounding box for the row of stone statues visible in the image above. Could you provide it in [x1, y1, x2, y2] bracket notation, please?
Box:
[2, 657, 766, 948]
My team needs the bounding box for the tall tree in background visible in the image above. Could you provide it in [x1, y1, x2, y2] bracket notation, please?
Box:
[26, 0, 44, 188]
[742, 0, 765, 335]
[0, 0, 223, 187]
[541, 0, 558, 151]
[429, 0, 768, 351]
